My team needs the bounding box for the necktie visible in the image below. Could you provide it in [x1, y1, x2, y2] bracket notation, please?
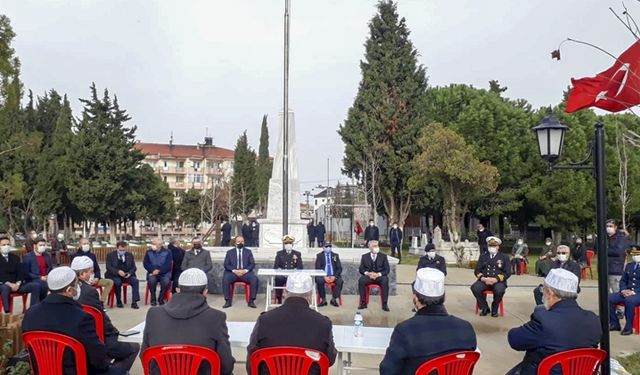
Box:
[238, 250, 243, 269]
[326, 253, 333, 276]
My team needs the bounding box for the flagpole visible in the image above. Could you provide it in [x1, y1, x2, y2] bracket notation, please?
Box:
[282, 0, 290, 237]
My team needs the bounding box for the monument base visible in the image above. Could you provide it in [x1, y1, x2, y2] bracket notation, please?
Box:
[259, 219, 308, 249]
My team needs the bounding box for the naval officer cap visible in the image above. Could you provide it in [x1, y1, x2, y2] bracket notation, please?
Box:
[47, 266, 76, 291]
[414, 268, 445, 297]
[630, 245, 640, 255]
[179, 268, 208, 287]
[544, 268, 579, 294]
[286, 272, 313, 294]
[486, 236, 502, 246]
[282, 235, 295, 244]
[70, 256, 93, 271]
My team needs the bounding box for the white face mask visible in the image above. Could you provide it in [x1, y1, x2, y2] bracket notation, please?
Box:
[633, 255, 640, 263]
[517, 240, 523, 245]
[488, 247, 498, 255]
[372, 247, 380, 254]
[427, 251, 436, 259]
[57, 235, 63, 241]
[545, 242, 551, 246]
[393, 225, 398, 229]
[606, 227, 616, 235]
[557, 254, 569, 262]
[72, 284, 81, 301]
[369, 223, 374, 227]
[81, 244, 90, 252]
[284, 244, 293, 251]
[1, 245, 10, 255]
[36, 246, 46, 254]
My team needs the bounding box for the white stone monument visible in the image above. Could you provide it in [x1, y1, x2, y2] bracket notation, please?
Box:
[259, 110, 308, 250]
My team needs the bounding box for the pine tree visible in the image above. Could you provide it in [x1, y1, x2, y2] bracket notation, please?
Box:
[339, 0, 428, 226]
[231, 131, 258, 217]
[256, 115, 272, 214]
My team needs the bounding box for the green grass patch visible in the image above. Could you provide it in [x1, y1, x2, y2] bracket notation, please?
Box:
[617, 352, 640, 374]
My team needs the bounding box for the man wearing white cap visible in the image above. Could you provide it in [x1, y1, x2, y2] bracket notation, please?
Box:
[507, 268, 601, 375]
[247, 272, 337, 375]
[380, 268, 476, 374]
[142, 268, 235, 375]
[470, 236, 510, 317]
[273, 234, 303, 304]
[22, 267, 126, 374]
[71, 256, 139, 373]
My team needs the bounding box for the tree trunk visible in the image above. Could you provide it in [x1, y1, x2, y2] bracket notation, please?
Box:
[109, 219, 117, 244]
[498, 215, 505, 239]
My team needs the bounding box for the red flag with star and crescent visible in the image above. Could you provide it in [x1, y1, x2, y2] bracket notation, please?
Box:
[566, 41, 640, 113]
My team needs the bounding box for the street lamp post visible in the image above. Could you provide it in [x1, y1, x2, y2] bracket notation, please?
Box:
[282, 0, 291, 237]
[532, 114, 609, 375]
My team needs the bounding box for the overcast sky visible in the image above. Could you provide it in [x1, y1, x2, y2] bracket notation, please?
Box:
[2, 0, 633, 195]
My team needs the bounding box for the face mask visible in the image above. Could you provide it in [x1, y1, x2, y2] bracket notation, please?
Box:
[517, 240, 523, 245]
[545, 242, 551, 246]
[576, 241, 582, 245]
[488, 247, 498, 255]
[369, 223, 374, 227]
[72, 284, 81, 301]
[324, 247, 332, 254]
[393, 225, 398, 229]
[427, 251, 436, 259]
[81, 244, 90, 252]
[606, 227, 615, 235]
[117, 250, 126, 256]
[372, 247, 380, 254]
[633, 255, 640, 263]
[1, 246, 10, 255]
[193, 244, 202, 249]
[557, 254, 569, 262]
[284, 244, 293, 252]
[236, 243, 244, 249]
[36, 246, 46, 254]
[57, 235, 63, 240]
[31, 234, 37, 239]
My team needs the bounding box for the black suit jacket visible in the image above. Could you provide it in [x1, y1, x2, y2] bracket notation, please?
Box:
[105, 251, 137, 279]
[247, 297, 337, 375]
[22, 294, 111, 374]
[0, 253, 24, 283]
[274, 250, 303, 270]
[315, 251, 342, 278]
[223, 248, 255, 273]
[364, 226, 380, 242]
[359, 252, 390, 276]
[417, 255, 447, 276]
[78, 281, 119, 342]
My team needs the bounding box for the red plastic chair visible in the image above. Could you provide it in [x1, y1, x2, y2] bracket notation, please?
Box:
[365, 284, 384, 305]
[108, 282, 130, 308]
[0, 292, 28, 314]
[145, 282, 172, 305]
[81, 304, 105, 343]
[536, 348, 606, 375]
[316, 282, 343, 305]
[142, 344, 220, 375]
[230, 281, 251, 304]
[474, 290, 504, 317]
[520, 259, 528, 275]
[614, 303, 640, 335]
[415, 351, 480, 375]
[23, 331, 88, 375]
[582, 250, 595, 280]
[249, 346, 330, 375]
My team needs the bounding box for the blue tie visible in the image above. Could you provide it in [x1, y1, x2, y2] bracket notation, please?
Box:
[325, 253, 333, 276]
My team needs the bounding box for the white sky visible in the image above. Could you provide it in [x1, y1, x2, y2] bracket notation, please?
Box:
[1, 0, 634, 195]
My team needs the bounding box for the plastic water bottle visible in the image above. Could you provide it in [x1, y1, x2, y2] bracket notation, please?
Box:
[353, 311, 364, 338]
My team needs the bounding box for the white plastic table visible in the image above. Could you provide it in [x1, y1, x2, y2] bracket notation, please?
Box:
[256, 269, 326, 311]
[121, 321, 392, 374]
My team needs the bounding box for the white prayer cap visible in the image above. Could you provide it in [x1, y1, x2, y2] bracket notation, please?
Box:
[544, 268, 579, 294]
[178, 268, 208, 287]
[47, 267, 76, 291]
[286, 272, 313, 294]
[70, 256, 93, 271]
[414, 268, 445, 297]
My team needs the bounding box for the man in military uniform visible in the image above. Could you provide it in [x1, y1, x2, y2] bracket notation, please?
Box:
[533, 245, 581, 305]
[273, 235, 303, 304]
[470, 236, 510, 317]
[609, 245, 640, 335]
[417, 244, 446, 275]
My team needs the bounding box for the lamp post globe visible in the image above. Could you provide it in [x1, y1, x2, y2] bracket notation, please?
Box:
[532, 113, 569, 165]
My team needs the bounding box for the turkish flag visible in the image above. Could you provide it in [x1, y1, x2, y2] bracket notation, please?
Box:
[566, 41, 640, 113]
[354, 221, 363, 236]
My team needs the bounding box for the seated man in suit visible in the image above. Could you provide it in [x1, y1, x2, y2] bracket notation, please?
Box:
[105, 241, 140, 309]
[167, 238, 185, 294]
[609, 245, 640, 335]
[0, 235, 42, 311]
[507, 268, 601, 375]
[273, 235, 303, 304]
[222, 236, 258, 308]
[470, 236, 511, 317]
[417, 244, 447, 275]
[358, 240, 390, 311]
[22, 237, 51, 302]
[72, 238, 114, 305]
[22, 267, 126, 374]
[143, 268, 235, 375]
[533, 245, 581, 305]
[380, 268, 476, 374]
[247, 272, 336, 375]
[143, 239, 172, 306]
[181, 238, 213, 282]
[315, 243, 343, 307]
[71, 256, 139, 372]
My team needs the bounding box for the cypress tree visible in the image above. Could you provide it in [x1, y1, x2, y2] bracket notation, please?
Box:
[256, 115, 272, 214]
[231, 131, 258, 217]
